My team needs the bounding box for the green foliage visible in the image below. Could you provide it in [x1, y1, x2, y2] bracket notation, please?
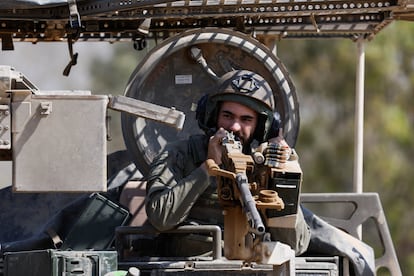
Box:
[89, 42, 155, 153]
[276, 38, 357, 192]
[90, 43, 150, 94]
[277, 21, 414, 274]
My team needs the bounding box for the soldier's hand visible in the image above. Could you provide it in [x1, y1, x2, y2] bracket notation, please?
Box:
[207, 128, 227, 165]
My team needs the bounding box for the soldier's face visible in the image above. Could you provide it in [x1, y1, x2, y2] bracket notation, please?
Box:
[217, 101, 258, 144]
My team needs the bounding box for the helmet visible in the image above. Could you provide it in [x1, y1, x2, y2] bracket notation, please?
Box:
[196, 70, 278, 142]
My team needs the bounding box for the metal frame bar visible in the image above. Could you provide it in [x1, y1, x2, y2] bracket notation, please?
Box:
[301, 193, 402, 275]
[354, 38, 365, 194]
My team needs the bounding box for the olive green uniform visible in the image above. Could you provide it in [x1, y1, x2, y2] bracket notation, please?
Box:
[145, 134, 311, 255]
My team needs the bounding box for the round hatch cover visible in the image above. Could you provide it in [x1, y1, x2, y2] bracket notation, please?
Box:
[121, 28, 300, 176]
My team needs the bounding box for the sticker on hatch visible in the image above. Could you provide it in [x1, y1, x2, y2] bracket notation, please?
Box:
[175, 75, 192, 84]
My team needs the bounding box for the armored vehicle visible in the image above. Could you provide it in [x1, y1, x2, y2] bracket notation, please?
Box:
[0, 0, 410, 275]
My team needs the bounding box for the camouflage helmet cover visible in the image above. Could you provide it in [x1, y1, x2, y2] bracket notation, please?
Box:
[198, 70, 276, 142]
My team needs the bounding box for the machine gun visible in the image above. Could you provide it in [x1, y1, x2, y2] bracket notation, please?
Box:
[206, 131, 302, 266]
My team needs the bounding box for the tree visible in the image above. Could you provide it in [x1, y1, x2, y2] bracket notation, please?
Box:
[277, 21, 414, 274]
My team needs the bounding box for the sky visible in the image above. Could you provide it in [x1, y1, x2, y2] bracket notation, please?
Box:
[0, 41, 116, 187]
[1, 42, 113, 90]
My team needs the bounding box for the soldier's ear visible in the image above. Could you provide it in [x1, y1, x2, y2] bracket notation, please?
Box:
[266, 112, 282, 140]
[195, 93, 210, 131]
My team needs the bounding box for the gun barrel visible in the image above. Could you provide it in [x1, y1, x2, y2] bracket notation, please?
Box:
[236, 173, 266, 235]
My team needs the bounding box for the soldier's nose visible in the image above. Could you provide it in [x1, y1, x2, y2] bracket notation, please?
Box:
[229, 122, 241, 132]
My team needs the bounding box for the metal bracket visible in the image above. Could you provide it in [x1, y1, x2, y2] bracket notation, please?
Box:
[0, 104, 11, 150]
[108, 95, 185, 130]
[1, 34, 14, 51]
[63, 0, 81, 76]
[63, 36, 79, 76]
[40, 102, 52, 115]
[68, 0, 81, 29]
[300, 193, 402, 275]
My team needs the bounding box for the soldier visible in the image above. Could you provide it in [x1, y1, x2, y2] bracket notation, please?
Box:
[145, 70, 375, 275]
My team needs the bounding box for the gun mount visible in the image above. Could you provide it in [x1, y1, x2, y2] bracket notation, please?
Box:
[206, 131, 300, 265]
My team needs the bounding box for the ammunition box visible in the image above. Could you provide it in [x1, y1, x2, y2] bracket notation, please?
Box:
[268, 176, 301, 217]
[4, 249, 118, 276]
[11, 91, 108, 192]
[61, 193, 130, 251]
[118, 256, 340, 275]
[267, 160, 302, 218]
